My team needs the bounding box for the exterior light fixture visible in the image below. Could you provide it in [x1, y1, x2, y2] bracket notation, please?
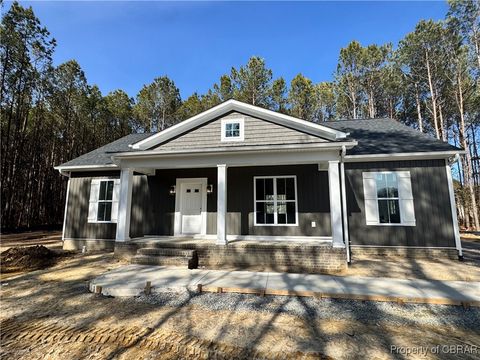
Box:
[169, 185, 176, 195]
[206, 184, 214, 194]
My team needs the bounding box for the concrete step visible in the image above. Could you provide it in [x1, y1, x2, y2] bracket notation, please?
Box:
[137, 247, 196, 258]
[131, 255, 198, 268]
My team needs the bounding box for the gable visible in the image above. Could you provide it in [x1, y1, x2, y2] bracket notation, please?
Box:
[131, 100, 348, 150]
[153, 112, 329, 151]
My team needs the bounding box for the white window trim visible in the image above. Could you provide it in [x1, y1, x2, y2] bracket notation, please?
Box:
[363, 171, 415, 227]
[88, 178, 119, 224]
[253, 175, 298, 227]
[221, 117, 244, 142]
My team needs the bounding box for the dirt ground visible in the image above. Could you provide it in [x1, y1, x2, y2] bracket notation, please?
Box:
[1, 251, 479, 359]
[344, 236, 480, 282]
[0, 231, 62, 252]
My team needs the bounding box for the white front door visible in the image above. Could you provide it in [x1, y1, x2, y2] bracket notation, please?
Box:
[180, 183, 203, 234]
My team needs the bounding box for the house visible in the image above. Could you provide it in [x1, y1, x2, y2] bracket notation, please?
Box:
[55, 100, 464, 273]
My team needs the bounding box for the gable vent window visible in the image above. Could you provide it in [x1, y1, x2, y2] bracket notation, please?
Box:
[221, 118, 244, 142]
[362, 171, 415, 226]
[88, 178, 120, 223]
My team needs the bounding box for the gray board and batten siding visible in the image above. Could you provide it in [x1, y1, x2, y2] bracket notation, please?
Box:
[64, 165, 332, 240]
[64, 172, 120, 240]
[345, 159, 456, 248]
[130, 165, 332, 238]
[64, 160, 456, 249]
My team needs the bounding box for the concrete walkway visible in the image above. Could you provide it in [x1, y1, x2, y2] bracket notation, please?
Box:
[89, 265, 480, 306]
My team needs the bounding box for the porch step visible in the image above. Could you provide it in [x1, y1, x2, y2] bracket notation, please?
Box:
[137, 247, 196, 258]
[131, 255, 197, 269]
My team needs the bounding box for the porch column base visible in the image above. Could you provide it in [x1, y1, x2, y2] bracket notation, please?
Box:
[217, 164, 227, 245]
[328, 161, 344, 248]
[116, 168, 133, 242]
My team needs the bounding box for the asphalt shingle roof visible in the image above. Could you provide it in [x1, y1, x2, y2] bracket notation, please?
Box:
[324, 118, 460, 155]
[59, 133, 153, 167]
[58, 118, 461, 167]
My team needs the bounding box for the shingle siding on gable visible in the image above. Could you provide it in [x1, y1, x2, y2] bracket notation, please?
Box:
[154, 112, 328, 150]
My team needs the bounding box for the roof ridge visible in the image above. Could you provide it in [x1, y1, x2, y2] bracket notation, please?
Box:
[325, 117, 393, 122]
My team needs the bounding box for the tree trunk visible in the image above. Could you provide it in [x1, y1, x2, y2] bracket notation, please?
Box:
[425, 51, 440, 139]
[438, 103, 446, 142]
[456, 76, 480, 229]
[414, 82, 423, 132]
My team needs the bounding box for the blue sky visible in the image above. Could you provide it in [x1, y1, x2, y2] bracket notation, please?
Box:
[14, 1, 448, 100]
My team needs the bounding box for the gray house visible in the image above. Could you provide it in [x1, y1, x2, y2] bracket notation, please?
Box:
[55, 100, 464, 272]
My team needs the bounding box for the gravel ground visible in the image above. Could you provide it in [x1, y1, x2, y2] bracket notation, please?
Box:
[132, 290, 480, 331]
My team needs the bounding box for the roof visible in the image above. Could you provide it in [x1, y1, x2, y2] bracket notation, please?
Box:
[323, 118, 460, 155]
[58, 133, 153, 168]
[56, 110, 461, 169]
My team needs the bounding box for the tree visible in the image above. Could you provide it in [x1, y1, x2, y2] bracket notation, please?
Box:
[288, 74, 316, 120]
[49, 60, 88, 159]
[230, 56, 272, 107]
[176, 92, 208, 120]
[270, 77, 288, 113]
[134, 76, 182, 132]
[360, 44, 392, 118]
[447, 0, 480, 75]
[314, 82, 336, 122]
[1, 2, 57, 228]
[104, 89, 135, 137]
[213, 74, 233, 102]
[398, 20, 451, 140]
[444, 20, 480, 229]
[335, 41, 364, 119]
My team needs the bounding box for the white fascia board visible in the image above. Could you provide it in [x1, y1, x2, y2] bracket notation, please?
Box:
[54, 164, 119, 172]
[344, 150, 465, 162]
[130, 100, 348, 150]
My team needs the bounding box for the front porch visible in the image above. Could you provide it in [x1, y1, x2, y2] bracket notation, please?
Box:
[114, 161, 347, 246]
[115, 236, 347, 274]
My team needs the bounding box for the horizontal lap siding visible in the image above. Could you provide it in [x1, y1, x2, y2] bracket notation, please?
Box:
[64, 175, 118, 240]
[345, 160, 455, 247]
[156, 112, 327, 150]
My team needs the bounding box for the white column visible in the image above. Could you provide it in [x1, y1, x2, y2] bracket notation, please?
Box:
[340, 161, 350, 261]
[116, 168, 133, 242]
[328, 160, 344, 248]
[445, 159, 463, 257]
[217, 164, 228, 245]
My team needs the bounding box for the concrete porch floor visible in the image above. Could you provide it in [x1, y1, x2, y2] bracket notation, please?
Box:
[89, 265, 480, 306]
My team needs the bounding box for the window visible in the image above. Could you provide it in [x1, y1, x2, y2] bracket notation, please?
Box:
[88, 178, 120, 223]
[221, 118, 244, 142]
[97, 180, 114, 221]
[225, 122, 240, 138]
[254, 176, 297, 226]
[362, 171, 415, 226]
[375, 173, 400, 224]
